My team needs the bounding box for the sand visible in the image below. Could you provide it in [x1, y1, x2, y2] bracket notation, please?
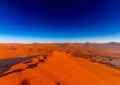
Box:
[0, 51, 120, 85]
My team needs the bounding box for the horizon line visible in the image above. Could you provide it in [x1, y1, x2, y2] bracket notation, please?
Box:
[0, 41, 120, 44]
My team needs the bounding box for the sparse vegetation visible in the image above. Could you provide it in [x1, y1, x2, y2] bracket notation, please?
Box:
[43, 55, 47, 59]
[27, 63, 38, 68]
[21, 79, 30, 85]
[56, 82, 60, 85]
[39, 59, 45, 62]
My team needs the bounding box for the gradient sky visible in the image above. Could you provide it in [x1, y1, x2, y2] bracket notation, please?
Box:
[0, 0, 120, 42]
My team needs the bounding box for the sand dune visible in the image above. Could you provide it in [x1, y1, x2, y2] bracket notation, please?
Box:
[0, 51, 120, 85]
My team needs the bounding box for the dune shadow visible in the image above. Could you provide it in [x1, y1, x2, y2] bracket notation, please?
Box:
[0, 68, 25, 77]
[0, 55, 38, 75]
[0, 62, 39, 77]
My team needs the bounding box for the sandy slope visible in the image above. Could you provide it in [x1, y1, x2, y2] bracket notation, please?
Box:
[72, 56, 120, 85]
[0, 51, 120, 85]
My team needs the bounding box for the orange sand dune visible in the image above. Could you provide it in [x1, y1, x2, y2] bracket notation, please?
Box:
[72, 56, 120, 85]
[0, 51, 120, 85]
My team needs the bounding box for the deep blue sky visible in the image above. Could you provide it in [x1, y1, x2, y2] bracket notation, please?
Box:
[0, 0, 120, 42]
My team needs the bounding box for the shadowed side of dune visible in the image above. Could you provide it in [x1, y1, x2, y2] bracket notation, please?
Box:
[0, 55, 38, 75]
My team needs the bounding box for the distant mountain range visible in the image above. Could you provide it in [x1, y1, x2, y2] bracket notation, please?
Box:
[83, 42, 120, 46]
[0, 42, 120, 46]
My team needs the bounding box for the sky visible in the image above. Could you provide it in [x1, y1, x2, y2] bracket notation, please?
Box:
[0, 0, 120, 43]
